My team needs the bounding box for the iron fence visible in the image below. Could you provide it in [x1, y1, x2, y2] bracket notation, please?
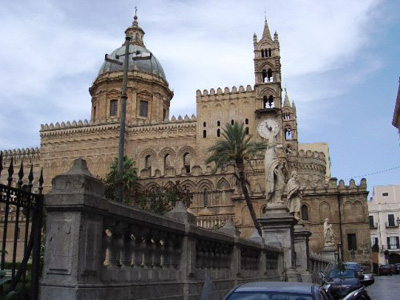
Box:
[0, 153, 43, 300]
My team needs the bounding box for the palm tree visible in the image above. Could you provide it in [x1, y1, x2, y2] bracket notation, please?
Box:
[206, 122, 268, 236]
[104, 155, 138, 204]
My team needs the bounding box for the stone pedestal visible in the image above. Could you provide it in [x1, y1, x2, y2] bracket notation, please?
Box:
[321, 244, 336, 262]
[294, 223, 313, 282]
[258, 204, 300, 282]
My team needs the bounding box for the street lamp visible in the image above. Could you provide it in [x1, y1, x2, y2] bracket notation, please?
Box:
[105, 36, 152, 202]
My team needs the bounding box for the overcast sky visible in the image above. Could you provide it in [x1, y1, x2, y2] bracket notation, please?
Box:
[0, 0, 399, 195]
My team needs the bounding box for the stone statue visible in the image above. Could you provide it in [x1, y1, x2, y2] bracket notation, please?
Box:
[286, 171, 301, 219]
[264, 139, 285, 204]
[324, 218, 335, 246]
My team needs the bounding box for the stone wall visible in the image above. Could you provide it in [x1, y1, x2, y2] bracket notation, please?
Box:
[39, 159, 284, 300]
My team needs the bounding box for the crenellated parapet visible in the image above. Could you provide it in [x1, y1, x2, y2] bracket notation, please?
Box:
[196, 85, 254, 103]
[40, 115, 198, 140]
[0, 147, 40, 163]
[296, 150, 327, 182]
[302, 177, 368, 194]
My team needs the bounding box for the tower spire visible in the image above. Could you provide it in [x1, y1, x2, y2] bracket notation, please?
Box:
[262, 18, 272, 41]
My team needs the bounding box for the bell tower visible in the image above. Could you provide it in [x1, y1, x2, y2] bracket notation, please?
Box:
[253, 19, 282, 111]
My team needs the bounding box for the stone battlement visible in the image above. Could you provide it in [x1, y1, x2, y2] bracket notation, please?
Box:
[0, 147, 40, 161]
[303, 177, 367, 194]
[196, 85, 254, 101]
[40, 114, 197, 132]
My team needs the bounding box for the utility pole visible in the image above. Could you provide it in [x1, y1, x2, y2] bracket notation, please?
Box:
[105, 35, 151, 202]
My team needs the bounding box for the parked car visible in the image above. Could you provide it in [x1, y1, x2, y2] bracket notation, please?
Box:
[378, 264, 392, 276]
[395, 263, 400, 274]
[223, 281, 331, 300]
[344, 262, 374, 286]
[322, 268, 363, 300]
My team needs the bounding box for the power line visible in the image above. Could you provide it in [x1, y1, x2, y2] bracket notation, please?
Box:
[343, 164, 400, 180]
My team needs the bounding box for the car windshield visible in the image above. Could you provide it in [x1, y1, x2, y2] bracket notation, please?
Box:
[226, 292, 313, 300]
[329, 269, 356, 278]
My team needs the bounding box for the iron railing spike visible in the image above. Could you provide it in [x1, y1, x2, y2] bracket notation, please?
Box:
[8, 157, 14, 186]
[28, 164, 34, 191]
[18, 161, 24, 189]
[38, 168, 44, 194]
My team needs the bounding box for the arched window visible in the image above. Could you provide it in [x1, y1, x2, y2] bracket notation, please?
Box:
[110, 99, 118, 117]
[217, 121, 220, 126]
[231, 120, 234, 125]
[203, 130, 207, 138]
[145, 155, 151, 169]
[268, 48, 272, 57]
[301, 205, 309, 221]
[245, 118, 249, 124]
[203, 189, 208, 207]
[217, 129, 220, 137]
[164, 154, 171, 172]
[267, 69, 273, 82]
[264, 95, 274, 108]
[245, 127, 249, 135]
[285, 127, 292, 140]
[261, 49, 265, 58]
[262, 69, 267, 82]
[203, 122, 206, 127]
[183, 153, 191, 174]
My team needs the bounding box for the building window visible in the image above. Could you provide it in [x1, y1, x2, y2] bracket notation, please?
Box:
[245, 118, 249, 125]
[387, 236, 400, 249]
[203, 189, 208, 207]
[231, 120, 234, 125]
[245, 127, 249, 135]
[369, 216, 375, 229]
[217, 121, 220, 126]
[382, 192, 388, 196]
[217, 129, 220, 137]
[139, 100, 148, 117]
[371, 237, 378, 247]
[145, 155, 151, 169]
[301, 205, 309, 221]
[203, 122, 206, 127]
[347, 233, 357, 251]
[164, 154, 170, 173]
[183, 153, 191, 174]
[388, 214, 395, 227]
[110, 99, 118, 117]
[203, 130, 207, 138]
[163, 109, 167, 120]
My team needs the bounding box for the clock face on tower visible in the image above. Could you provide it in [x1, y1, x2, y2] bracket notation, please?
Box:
[257, 118, 280, 139]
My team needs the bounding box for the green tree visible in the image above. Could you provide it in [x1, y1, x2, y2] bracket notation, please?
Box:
[206, 122, 268, 236]
[103, 156, 138, 204]
[135, 181, 189, 214]
[103, 157, 188, 214]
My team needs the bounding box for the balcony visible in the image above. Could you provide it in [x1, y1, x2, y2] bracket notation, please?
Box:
[369, 222, 378, 229]
[385, 222, 399, 229]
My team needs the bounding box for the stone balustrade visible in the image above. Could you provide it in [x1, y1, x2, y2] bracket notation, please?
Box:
[39, 158, 283, 300]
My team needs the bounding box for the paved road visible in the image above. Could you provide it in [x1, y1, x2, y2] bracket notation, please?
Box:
[365, 273, 399, 299]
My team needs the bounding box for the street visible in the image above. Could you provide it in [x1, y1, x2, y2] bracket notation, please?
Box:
[365, 273, 400, 299]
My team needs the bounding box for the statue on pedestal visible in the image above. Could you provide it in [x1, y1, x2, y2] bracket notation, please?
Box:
[264, 141, 286, 204]
[286, 171, 302, 219]
[324, 218, 335, 246]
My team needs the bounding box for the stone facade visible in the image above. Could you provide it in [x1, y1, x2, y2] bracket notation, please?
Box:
[1, 15, 370, 265]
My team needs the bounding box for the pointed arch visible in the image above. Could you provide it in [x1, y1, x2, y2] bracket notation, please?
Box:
[319, 201, 330, 222]
[217, 178, 231, 190]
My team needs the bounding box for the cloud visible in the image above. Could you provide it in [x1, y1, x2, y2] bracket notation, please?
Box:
[0, 0, 387, 150]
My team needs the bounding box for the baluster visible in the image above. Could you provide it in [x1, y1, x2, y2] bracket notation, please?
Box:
[133, 236, 144, 268]
[102, 229, 111, 267]
[141, 229, 152, 268]
[159, 232, 168, 268]
[151, 230, 161, 268]
[122, 231, 135, 267]
[109, 228, 123, 267]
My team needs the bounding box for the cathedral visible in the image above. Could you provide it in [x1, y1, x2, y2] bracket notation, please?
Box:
[1, 14, 371, 265]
